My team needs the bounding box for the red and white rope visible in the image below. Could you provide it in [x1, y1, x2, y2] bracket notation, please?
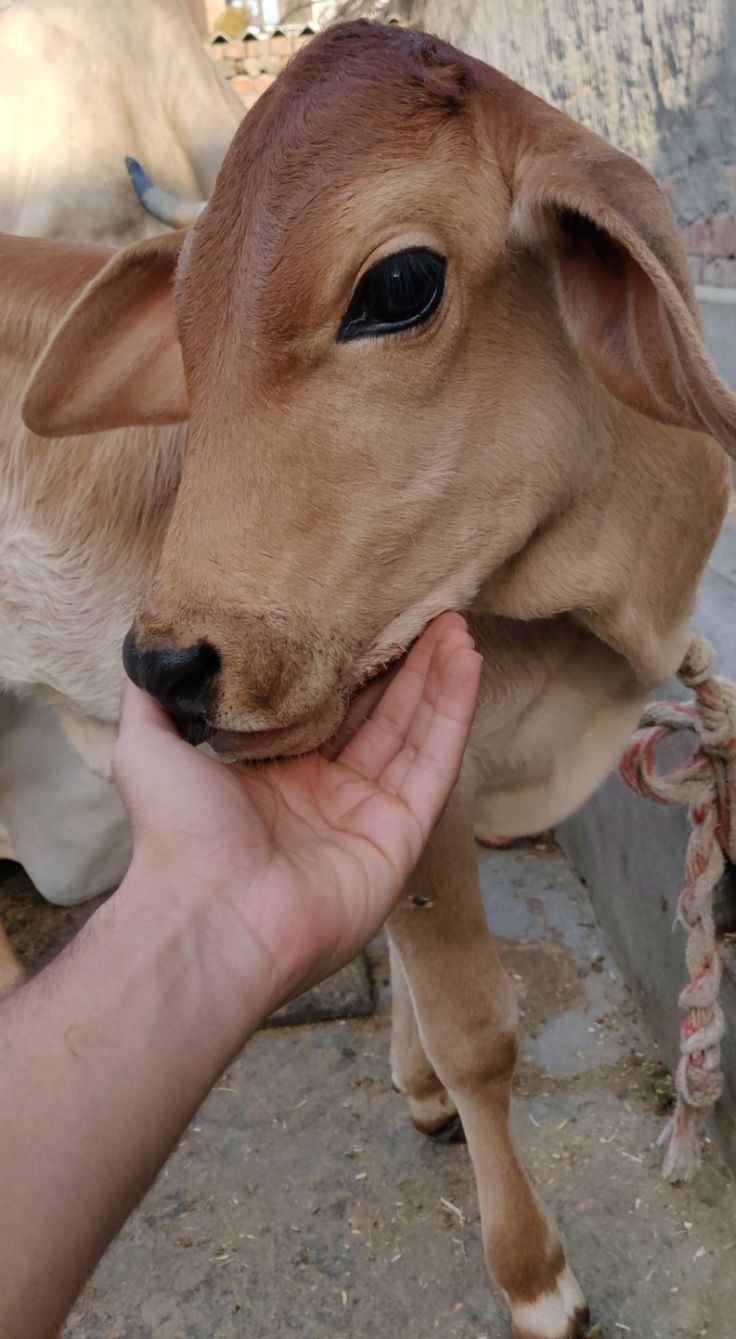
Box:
[620, 634, 736, 1182]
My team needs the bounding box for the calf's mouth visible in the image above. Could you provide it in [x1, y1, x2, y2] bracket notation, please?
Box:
[173, 652, 408, 763]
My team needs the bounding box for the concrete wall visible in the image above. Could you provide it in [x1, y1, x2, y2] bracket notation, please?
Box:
[558, 551, 736, 1169]
[698, 286, 736, 389]
[410, 1, 736, 290]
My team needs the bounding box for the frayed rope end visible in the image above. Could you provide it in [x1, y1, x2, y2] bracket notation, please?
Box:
[658, 1103, 704, 1184]
[620, 632, 736, 1183]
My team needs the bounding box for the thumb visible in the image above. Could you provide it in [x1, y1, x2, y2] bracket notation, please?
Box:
[115, 679, 181, 749]
[112, 680, 187, 798]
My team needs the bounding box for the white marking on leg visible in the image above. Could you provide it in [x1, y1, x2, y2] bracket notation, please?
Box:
[558, 1267, 586, 1317]
[508, 1267, 586, 1338]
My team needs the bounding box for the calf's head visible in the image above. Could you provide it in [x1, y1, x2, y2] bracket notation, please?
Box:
[24, 21, 736, 757]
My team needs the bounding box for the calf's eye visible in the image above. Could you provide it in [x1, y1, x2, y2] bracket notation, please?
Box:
[338, 247, 446, 342]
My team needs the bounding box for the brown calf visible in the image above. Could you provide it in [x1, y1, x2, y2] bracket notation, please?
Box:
[8, 20, 736, 1338]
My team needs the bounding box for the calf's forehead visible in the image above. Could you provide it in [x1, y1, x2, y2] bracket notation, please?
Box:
[177, 32, 507, 359]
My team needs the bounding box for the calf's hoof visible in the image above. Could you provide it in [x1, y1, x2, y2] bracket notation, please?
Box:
[403, 1087, 464, 1142]
[423, 1112, 466, 1144]
[510, 1268, 590, 1339]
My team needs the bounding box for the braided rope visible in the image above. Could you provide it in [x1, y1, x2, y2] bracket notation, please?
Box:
[619, 634, 736, 1182]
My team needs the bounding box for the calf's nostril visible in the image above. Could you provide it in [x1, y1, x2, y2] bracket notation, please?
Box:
[122, 629, 221, 721]
[159, 642, 221, 717]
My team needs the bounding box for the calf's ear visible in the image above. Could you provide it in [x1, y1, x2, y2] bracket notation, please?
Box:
[509, 126, 736, 456]
[23, 229, 188, 437]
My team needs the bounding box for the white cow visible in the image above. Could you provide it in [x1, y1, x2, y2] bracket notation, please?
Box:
[0, 696, 130, 903]
[0, 0, 241, 244]
[0, 0, 241, 924]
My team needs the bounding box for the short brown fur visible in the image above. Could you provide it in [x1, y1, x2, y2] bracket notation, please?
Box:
[5, 21, 736, 1338]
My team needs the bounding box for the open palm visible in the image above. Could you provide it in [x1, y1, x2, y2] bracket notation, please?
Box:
[114, 614, 481, 1016]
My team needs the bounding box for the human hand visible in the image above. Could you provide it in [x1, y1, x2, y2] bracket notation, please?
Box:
[113, 613, 481, 1022]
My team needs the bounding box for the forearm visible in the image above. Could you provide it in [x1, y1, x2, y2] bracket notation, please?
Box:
[0, 867, 265, 1339]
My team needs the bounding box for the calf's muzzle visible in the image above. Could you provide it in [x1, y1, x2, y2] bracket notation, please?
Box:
[121, 606, 352, 758]
[122, 630, 221, 723]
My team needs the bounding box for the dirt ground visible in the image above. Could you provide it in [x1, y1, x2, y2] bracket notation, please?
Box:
[2, 838, 735, 1339]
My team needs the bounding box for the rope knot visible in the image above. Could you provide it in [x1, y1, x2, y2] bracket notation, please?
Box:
[678, 635, 714, 689]
[683, 635, 736, 768]
[620, 632, 736, 1183]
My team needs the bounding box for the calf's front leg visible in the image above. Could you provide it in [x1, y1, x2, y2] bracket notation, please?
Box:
[388, 938, 464, 1141]
[388, 793, 589, 1339]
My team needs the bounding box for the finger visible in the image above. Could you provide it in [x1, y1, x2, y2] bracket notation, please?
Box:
[113, 680, 187, 790]
[343, 622, 475, 783]
[383, 612, 470, 692]
[117, 680, 180, 741]
[380, 642, 482, 833]
[339, 616, 473, 781]
[351, 625, 475, 782]
[376, 632, 471, 794]
[394, 612, 470, 674]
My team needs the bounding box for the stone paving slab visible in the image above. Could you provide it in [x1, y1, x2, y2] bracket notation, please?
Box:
[36, 836, 734, 1339]
[64, 1021, 736, 1339]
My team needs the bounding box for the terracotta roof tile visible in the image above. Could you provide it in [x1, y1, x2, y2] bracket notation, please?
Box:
[206, 18, 320, 108]
[207, 15, 407, 113]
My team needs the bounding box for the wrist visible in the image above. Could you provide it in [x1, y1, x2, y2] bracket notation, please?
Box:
[109, 857, 277, 1050]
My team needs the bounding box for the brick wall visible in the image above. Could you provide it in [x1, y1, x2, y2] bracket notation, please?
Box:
[205, 15, 406, 113]
[207, 26, 318, 111]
